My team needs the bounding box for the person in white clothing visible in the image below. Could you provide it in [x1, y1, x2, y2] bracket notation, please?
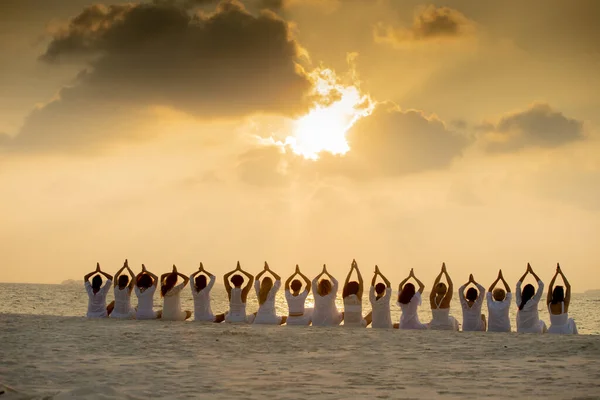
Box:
[458, 274, 486, 331]
[252, 262, 286, 325]
[135, 265, 162, 320]
[190, 263, 225, 323]
[516, 263, 547, 333]
[429, 263, 459, 331]
[396, 268, 427, 330]
[311, 264, 343, 327]
[83, 263, 114, 318]
[547, 264, 578, 334]
[369, 265, 392, 329]
[285, 265, 312, 326]
[160, 265, 192, 321]
[342, 260, 372, 327]
[111, 259, 136, 319]
[223, 262, 254, 323]
[487, 269, 512, 332]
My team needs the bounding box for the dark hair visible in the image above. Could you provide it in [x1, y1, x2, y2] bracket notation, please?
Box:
[137, 273, 152, 289]
[466, 287, 478, 302]
[519, 284, 535, 310]
[318, 279, 331, 296]
[435, 282, 447, 294]
[161, 273, 178, 297]
[343, 281, 359, 298]
[118, 275, 129, 288]
[375, 283, 386, 295]
[398, 283, 415, 304]
[195, 275, 207, 291]
[231, 274, 244, 287]
[92, 275, 103, 290]
[258, 277, 273, 305]
[290, 279, 302, 292]
[551, 286, 565, 305]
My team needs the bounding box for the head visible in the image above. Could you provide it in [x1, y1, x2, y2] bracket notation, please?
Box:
[161, 272, 178, 297]
[91, 275, 103, 291]
[435, 282, 447, 295]
[492, 288, 506, 301]
[290, 279, 302, 292]
[231, 274, 244, 288]
[551, 286, 565, 304]
[519, 284, 536, 310]
[195, 275, 207, 291]
[398, 283, 416, 304]
[375, 283, 386, 296]
[117, 275, 129, 289]
[137, 273, 152, 289]
[258, 277, 274, 305]
[342, 281, 359, 298]
[466, 287, 478, 302]
[317, 279, 332, 296]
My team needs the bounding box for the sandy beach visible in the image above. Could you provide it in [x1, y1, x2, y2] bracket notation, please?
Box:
[1, 314, 599, 399]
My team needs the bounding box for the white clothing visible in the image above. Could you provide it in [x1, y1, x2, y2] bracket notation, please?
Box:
[85, 280, 112, 318]
[311, 276, 342, 326]
[285, 289, 312, 325]
[369, 286, 393, 329]
[486, 292, 512, 332]
[547, 302, 578, 334]
[343, 294, 366, 327]
[135, 285, 159, 320]
[516, 280, 546, 333]
[111, 286, 135, 319]
[398, 292, 427, 330]
[286, 289, 308, 315]
[162, 283, 187, 321]
[459, 283, 486, 332]
[191, 275, 215, 322]
[225, 287, 248, 323]
[429, 296, 459, 331]
[253, 279, 282, 325]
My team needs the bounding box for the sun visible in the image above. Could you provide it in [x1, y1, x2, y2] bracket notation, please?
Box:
[284, 66, 375, 160]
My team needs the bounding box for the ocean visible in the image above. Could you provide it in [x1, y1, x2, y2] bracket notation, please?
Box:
[1, 282, 598, 334]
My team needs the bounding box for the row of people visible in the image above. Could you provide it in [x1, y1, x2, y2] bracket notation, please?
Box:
[83, 260, 577, 334]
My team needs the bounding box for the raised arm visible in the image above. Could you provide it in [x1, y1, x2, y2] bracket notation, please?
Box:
[558, 264, 571, 307]
[239, 264, 254, 297]
[489, 270, 502, 292]
[113, 260, 128, 288]
[354, 261, 364, 298]
[266, 262, 281, 281]
[344, 261, 354, 288]
[223, 263, 237, 293]
[547, 267, 559, 305]
[97, 265, 113, 282]
[442, 265, 454, 305]
[518, 264, 530, 283]
[285, 265, 299, 291]
[172, 265, 189, 287]
[529, 265, 545, 302]
[297, 267, 311, 292]
[83, 263, 99, 283]
[312, 265, 327, 294]
[430, 265, 444, 303]
[473, 276, 485, 304]
[398, 274, 411, 292]
[255, 262, 269, 282]
[499, 270, 511, 293]
[126, 263, 136, 291]
[412, 270, 425, 294]
[141, 265, 158, 287]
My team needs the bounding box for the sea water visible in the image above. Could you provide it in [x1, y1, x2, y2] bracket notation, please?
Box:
[0, 283, 598, 334]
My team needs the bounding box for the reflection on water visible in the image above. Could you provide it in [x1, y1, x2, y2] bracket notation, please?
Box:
[1, 283, 598, 334]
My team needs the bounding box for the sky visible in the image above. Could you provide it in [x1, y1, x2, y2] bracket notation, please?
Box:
[1, 0, 599, 291]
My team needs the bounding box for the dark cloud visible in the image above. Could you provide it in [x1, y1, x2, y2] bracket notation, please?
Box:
[482, 103, 585, 152]
[5, 0, 312, 151]
[375, 5, 475, 46]
[236, 104, 469, 184]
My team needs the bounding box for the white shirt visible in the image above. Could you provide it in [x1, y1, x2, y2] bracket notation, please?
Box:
[255, 279, 281, 318]
[191, 275, 215, 321]
[516, 280, 545, 333]
[285, 289, 308, 315]
[369, 286, 392, 328]
[162, 283, 185, 320]
[135, 285, 157, 319]
[459, 283, 485, 331]
[343, 294, 363, 326]
[85, 280, 112, 318]
[226, 287, 247, 322]
[311, 276, 341, 326]
[112, 286, 134, 318]
[398, 292, 426, 330]
[486, 292, 512, 332]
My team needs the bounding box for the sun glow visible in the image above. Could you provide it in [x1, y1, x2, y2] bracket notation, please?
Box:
[284, 66, 375, 160]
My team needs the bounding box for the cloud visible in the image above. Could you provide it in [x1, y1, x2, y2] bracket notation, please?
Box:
[480, 103, 585, 152]
[5, 0, 312, 151]
[375, 5, 475, 47]
[236, 103, 469, 184]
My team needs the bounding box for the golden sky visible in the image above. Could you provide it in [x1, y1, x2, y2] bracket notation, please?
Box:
[1, 0, 599, 290]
